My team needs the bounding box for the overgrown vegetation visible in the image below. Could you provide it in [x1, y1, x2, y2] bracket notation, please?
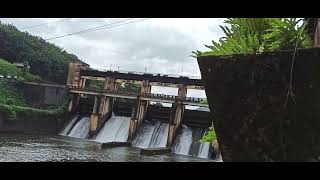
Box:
[86, 80, 104, 91]
[200, 99, 208, 105]
[0, 22, 84, 84]
[197, 18, 313, 144]
[0, 58, 43, 82]
[0, 81, 26, 106]
[192, 18, 312, 57]
[0, 103, 67, 121]
[199, 127, 217, 143]
[117, 82, 142, 93]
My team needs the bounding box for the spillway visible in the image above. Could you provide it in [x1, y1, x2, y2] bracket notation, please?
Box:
[67, 117, 90, 139]
[173, 125, 210, 159]
[59, 115, 78, 136]
[95, 114, 131, 143]
[132, 120, 169, 149]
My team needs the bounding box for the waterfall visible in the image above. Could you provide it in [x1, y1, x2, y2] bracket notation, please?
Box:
[95, 114, 131, 143]
[132, 120, 169, 149]
[173, 125, 210, 159]
[198, 142, 210, 158]
[68, 117, 90, 138]
[59, 115, 78, 136]
[131, 121, 156, 148]
[172, 125, 193, 155]
[149, 121, 169, 148]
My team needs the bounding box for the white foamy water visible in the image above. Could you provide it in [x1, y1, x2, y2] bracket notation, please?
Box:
[173, 125, 193, 155]
[198, 142, 210, 158]
[59, 116, 78, 136]
[173, 125, 211, 159]
[68, 117, 90, 138]
[132, 121, 156, 148]
[95, 115, 131, 143]
[132, 121, 169, 148]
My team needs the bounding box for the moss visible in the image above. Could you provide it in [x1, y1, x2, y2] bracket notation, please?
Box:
[0, 81, 27, 106]
[0, 103, 67, 121]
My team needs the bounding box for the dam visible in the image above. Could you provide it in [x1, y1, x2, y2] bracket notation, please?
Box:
[59, 63, 220, 160]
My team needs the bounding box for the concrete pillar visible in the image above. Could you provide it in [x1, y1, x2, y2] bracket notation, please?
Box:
[104, 77, 116, 92]
[167, 101, 185, 147]
[178, 84, 187, 99]
[89, 96, 101, 137]
[66, 62, 89, 88]
[128, 99, 149, 141]
[67, 95, 79, 113]
[68, 98, 74, 112]
[81, 78, 86, 89]
[141, 80, 151, 94]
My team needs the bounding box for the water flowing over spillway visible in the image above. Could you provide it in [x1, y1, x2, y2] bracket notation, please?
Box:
[198, 141, 210, 159]
[172, 125, 193, 155]
[68, 117, 90, 138]
[132, 121, 169, 148]
[95, 115, 131, 143]
[59, 115, 78, 136]
[173, 125, 210, 159]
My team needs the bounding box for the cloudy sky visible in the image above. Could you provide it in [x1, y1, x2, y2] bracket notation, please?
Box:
[0, 18, 226, 98]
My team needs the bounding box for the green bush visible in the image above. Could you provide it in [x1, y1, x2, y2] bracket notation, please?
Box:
[199, 127, 217, 143]
[5, 98, 14, 105]
[0, 103, 67, 121]
[0, 81, 26, 106]
[0, 58, 44, 82]
[192, 18, 312, 57]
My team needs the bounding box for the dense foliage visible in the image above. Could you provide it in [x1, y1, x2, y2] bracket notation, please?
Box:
[199, 127, 217, 143]
[200, 99, 208, 105]
[0, 58, 42, 82]
[0, 81, 26, 106]
[0, 103, 67, 121]
[192, 18, 312, 57]
[117, 82, 142, 94]
[197, 18, 313, 144]
[0, 22, 83, 84]
[86, 80, 104, 91]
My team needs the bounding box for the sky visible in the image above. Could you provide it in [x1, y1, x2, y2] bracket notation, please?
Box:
[0, 18, 226, 98]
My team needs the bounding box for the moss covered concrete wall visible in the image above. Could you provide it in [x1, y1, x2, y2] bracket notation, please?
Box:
[198, 48, 320, 161]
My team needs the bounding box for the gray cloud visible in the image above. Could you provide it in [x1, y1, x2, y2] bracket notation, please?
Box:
[0, 18, 225, 97]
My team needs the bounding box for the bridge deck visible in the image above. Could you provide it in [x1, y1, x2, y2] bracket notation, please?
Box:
[80, 69, 204, 86]
[69, 89, 209, 107]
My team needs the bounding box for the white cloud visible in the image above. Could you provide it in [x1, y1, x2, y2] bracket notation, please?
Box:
[0, 18, 226, 98]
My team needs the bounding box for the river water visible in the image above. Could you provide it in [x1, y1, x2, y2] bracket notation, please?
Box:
[0, 134, 215, 162]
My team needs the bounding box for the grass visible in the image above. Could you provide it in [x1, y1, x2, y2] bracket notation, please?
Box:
[0, 58, 43, 82]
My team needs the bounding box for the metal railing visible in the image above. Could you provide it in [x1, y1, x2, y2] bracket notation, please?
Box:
[90, 68, 202, 80]
[72, 87, 206, 103]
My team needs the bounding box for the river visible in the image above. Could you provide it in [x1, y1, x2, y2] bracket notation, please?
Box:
[0, 134, 215, 162]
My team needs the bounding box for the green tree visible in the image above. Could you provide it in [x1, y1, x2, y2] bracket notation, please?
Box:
[117, 82, 142, 93]
[0, 22, 85, 84]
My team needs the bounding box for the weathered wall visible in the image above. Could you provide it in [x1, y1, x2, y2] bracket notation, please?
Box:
[146, 105, 171, 123]
[198, 48, 320, 162]
[16, 82, 66, 108]
[183, 109, 211, 128]
[0, 112, 65, 134]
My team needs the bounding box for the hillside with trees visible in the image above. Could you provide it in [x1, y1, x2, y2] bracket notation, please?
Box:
[0, 21, 85, 84]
